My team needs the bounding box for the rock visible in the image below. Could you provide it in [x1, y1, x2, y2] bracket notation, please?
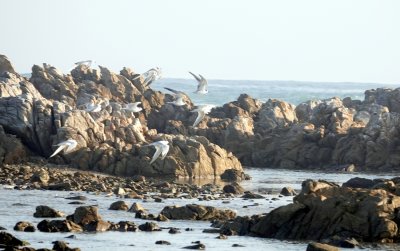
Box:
[183, 243, 206, 250]
[155, 240, 171, 245]
[306, 242, 339, 251]
[168, 228, 181, 234]
[113, 187, 126, 196]
[160, 204, 236, 221]
[14, 221, 35, 232]
[128, 202, 146, 213]
[37, 220, 83, 232]
[0, 55, 17, 75]
[30, 168, 50, 184]
[112, 221, 138, 232]
[0, 231, 29, 247]
[109, 201, 129, 211]
[138, 222, 160, 232]
[72, 206, 102, 225]
[232, 244, 245, 247]
[83, 220, 111, 232]
[52, 240, 81, 251]
[342, 177, 377, 189]
[223, 182, 244, 194]
[65, 196, 87, 201]
[241, 191, 264, 199]
[220, 169, 248, 182]
[280, 186, 296, 196]
[33, 205, 64, 218]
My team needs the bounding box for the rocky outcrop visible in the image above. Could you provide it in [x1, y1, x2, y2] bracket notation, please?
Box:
[219, 178, 400, 243]
[0, 55, 242, 178]
[160, 204, 236, 221]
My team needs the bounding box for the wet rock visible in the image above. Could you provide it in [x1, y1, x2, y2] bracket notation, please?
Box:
[52, 240, 81, 251]
[168, 227, 181, 234]
[220, 169, 248, 182]
[109, 201, 129, 211]
[161, 204, 236, 221]
[155, 240, 171, 245]
[232, 244, 245, 247]
[14, 221, 35, 232]
[0, 231, 29, 247]
[72, 206, 102, 225]
[138, 222, 161, 232]
[342, 177, 377, 189]
[65, 196, 87, 201]
[306, 242, 339, 251]
[30, 168, 50, 184]
[112, 221, 138, 232]
[280, 186, 296, 196]
[113, 187, 126, 196]
[183, 243, 206, 250]
[241, 191, 264, 199]
[37, 220, 83, 232]
[83, 220, 111, 232]
[128, 202, 146, 213]
[223, 182, 244, 194]
[33, 205, 64, 218]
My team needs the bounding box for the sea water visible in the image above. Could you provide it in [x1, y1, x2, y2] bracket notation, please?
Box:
[0, 168, 397, 251]
[153, 78, 398, 106]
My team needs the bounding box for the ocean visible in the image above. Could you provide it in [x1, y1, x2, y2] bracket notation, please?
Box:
[153, 78, 397, 106]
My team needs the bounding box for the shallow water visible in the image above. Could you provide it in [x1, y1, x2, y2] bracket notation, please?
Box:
[1, 168, 399, 250]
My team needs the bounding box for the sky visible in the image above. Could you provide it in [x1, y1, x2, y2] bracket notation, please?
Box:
[1, 0, 399, 84]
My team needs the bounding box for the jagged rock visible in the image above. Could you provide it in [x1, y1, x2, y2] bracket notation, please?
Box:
[109, 201, 129, 211]
[160, 204, 236, 221]
[33, 205, 64, 218]
[0, 55, 17, 75]
[14, 221, 35, 232]
[128, 202, 146, 213]
[37, 220, 83, 232]
[0, 126, 29, 164]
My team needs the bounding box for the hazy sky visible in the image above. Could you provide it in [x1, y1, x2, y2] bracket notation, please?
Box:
[1, 0, 399, 83]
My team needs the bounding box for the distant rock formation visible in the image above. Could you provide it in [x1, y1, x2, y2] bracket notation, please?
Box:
[0, 55, 242, 178]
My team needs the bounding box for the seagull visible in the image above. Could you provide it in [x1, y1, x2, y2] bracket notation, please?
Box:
[49, 139, 78, 158]
[191, 104, 215, 127]
[70, 60, 95, 71]
[122, 102, 143, 113]
[85, 101, 102, 113]
[134, 67, 162, 86]
[164, 87, 186, 106]
[145, 140, 170, 164]
[189, 72, 208, 94]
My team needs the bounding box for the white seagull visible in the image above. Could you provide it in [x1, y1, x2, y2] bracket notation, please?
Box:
[134, 67, 162, 86]
[189, 72, 208, 94]
[145, 140, 170, 164]
[70, 60, 95, 71]
[49, 139, 78, 158]
[164, 87, 186, 106]
[122, 102, 143, 113]
[191, 104, 215, 127]
[85, 101, 102, 113]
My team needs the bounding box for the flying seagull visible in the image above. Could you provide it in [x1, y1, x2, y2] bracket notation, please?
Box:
[122, 102, 143, 113]
[191, 104, 215, 127]
[164, 87, 186, 106]
[189, 72, 208, 94]
[49, 139, 78, 158]
[70, 60, 95, 71]
[145, 140, 170, 164]
[134, 67, 162, 86]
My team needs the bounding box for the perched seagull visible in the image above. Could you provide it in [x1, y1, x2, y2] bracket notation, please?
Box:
[85, 101, 102, 113]
[134, 67, 162, 86]
[164, 87, 186, 106]
[189, 72, 208, 94]
[70, 60, 95, 71]
[191, 104, 215, 127]
[49, 139, 78, 158]
[145, 140, 170, 164]
[122, 102, 143, 113]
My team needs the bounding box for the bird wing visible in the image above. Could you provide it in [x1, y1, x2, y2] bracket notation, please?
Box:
[65, 140, 78, 153]
[164, 87, 181, 95]
[49, 144, 67, 158]
[193, 110, 205, 127]
[189, 72, 201, 83]
[150, 144, 163, 164]
[160, 144, 170, 160]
